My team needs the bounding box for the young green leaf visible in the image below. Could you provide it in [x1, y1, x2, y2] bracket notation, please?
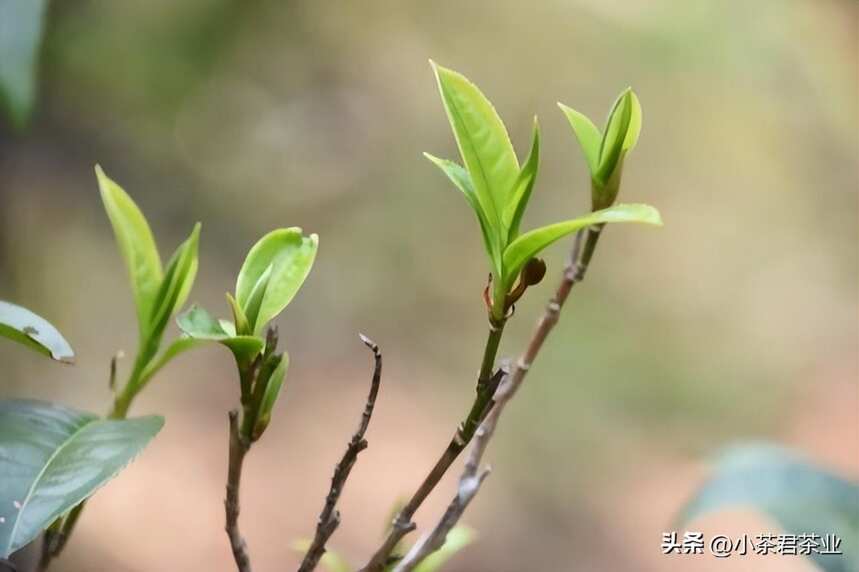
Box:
[96, 165, 163, 337]
[0, 301, 74, 362]
[252, 352, 289, 440]
[413, 526, 475, 572]
[679, 444, 859, 572]
[176, 305, 265, 363]
[502, 203, 662, 289]
[621, 89, 642, 152]
[242, 264, 273, 333]
[0, 0, 48, 128]
[226, 292, 251, 336]
[559, 89, 643, 210]
[235, 228, 318, 335]
[595, 89, 633, 186]
[557, 103, 601, 175]
[503, 118, 541, 243]
[0, 400, 163, 557]
[430, 61, 519, 238]
[147, 223, 200, 342]
[424, 153, 501, 277]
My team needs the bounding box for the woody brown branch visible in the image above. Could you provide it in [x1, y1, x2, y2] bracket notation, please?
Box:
[298, 334, 383, 572]
[397, 226, 603, 570]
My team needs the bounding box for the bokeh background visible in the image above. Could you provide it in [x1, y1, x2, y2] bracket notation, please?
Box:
[1, 0, 856, 570]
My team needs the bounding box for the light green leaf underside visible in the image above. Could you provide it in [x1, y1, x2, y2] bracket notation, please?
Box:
[431, 61, 519, 236]
[558, 103, 601, 175]
[235, 228, 318, 335]
[0, 301, 74, 362]
[0, 400, 163, 557]
[96, 165, 163, 337]
[424, 153, 501, 277]
[679, 444, 859, 572]
[0, 0, 47, 128]
[413, 526, 475, 572]
[502, 203, 662, 289]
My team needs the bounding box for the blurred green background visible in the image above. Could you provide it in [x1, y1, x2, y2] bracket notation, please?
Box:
[1, 0, 856, 570]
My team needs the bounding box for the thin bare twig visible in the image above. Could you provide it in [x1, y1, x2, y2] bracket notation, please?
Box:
[226, 409, 253, 572]
[359, 347, 506, 572]
[298, 334, 383, 572]
[397, 227, 603, 570]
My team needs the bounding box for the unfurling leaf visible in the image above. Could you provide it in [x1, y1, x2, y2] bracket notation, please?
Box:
[0, 400, 163, 557]
[503, 118, 541, 244]
[96, 165, 163, 337]
[0, 301, 74, 362]
[176, 305, 264, 363]
[252, 352, 289, 440]
[147, 223, 200, 343]
[558, 88, 642, 210]
[502, 203, 662, 289]
[595, 89, 633, 187]
[235, 228, 318, 335]
[679, 444, 859, 572]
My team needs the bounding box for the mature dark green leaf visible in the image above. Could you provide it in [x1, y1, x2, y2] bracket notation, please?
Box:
[679, 444, 859, 572]
[176, 305, 264, 363]
[413, 526, 475, 572]
[0, 0, 48, 128]
[234, 228, 318, 335]
[0, 301, 74, 363]
[504, 118, 541, 243]
[424, 153, 501, 277]
[501, 203, 662, 289]
[0, 400, 163, 557]
[431, 61, 519, 238]
[96, 165, 163, 337]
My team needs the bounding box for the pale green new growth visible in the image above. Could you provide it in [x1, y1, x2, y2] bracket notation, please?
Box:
[236, 228, 319, 336]
[428, 63, 659, 318]
[559, 88, 642, 210]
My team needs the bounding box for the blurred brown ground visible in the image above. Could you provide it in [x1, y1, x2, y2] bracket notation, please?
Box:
[1, 0, 856, 570]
